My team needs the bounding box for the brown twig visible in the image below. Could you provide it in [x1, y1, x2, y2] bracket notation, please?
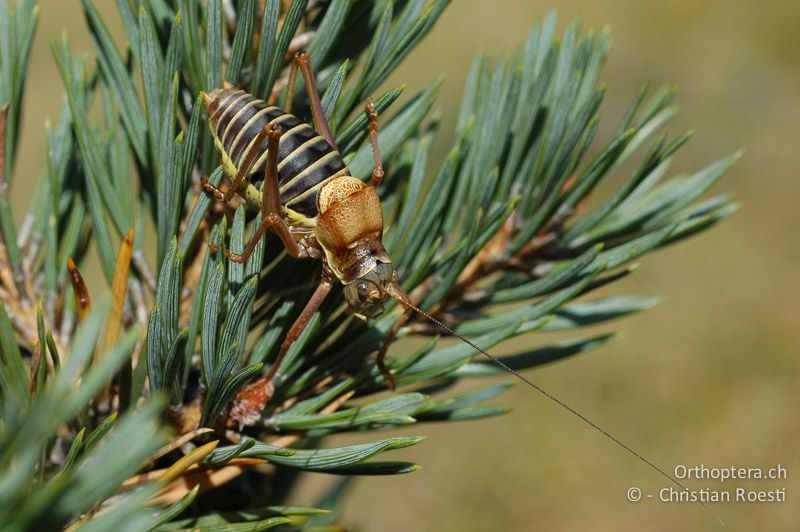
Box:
[427, 214, 518, 317]
[123, 385, 356, 504]
[0, 104, 28, 299]
[0, 240, 18, 301]
[0, 104, 25, 300]
[0, 282, 37, 348]
[412, 202, 577, 332]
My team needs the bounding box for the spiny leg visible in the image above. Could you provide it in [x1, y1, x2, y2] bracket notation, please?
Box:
[229, 271, 335, 427]
[365, 98, 393, 386]
[202, 120, 272, 208]
[285, 50, 338, 150]
[365, 99, 384, 188]
[375, 304, 412, 390]
[225, 122, 307, 263]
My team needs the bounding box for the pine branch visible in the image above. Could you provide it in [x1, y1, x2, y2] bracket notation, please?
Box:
[0, 1, 737, 528]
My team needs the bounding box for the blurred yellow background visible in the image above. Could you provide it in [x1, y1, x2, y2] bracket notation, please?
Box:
[12, 1, 800, 531]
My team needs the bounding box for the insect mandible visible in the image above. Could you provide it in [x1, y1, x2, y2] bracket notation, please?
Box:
[202, 51, 721, 524]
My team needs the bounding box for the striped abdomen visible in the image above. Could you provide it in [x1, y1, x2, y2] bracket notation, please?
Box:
[205, 87, 349, 222]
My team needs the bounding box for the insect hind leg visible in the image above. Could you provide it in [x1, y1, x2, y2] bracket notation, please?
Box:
[285, 51, 338, 151]
[225, 122, 308, 264]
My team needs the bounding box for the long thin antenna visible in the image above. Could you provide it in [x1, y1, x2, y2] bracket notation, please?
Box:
[384, 284, 725, 527]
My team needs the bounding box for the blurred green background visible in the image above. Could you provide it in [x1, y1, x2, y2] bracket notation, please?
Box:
[13, 1, 799, 530]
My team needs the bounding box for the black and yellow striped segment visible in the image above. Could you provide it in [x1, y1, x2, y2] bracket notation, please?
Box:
[206, 88, 349, 222]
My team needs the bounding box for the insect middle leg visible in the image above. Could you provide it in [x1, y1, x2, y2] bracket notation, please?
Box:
[224, 122, 309, 264]
[376, 307, 412, 390]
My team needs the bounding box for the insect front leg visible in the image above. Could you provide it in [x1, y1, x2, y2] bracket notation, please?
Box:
[375, 305, 412, 390]
[362, 97, 397, 387]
